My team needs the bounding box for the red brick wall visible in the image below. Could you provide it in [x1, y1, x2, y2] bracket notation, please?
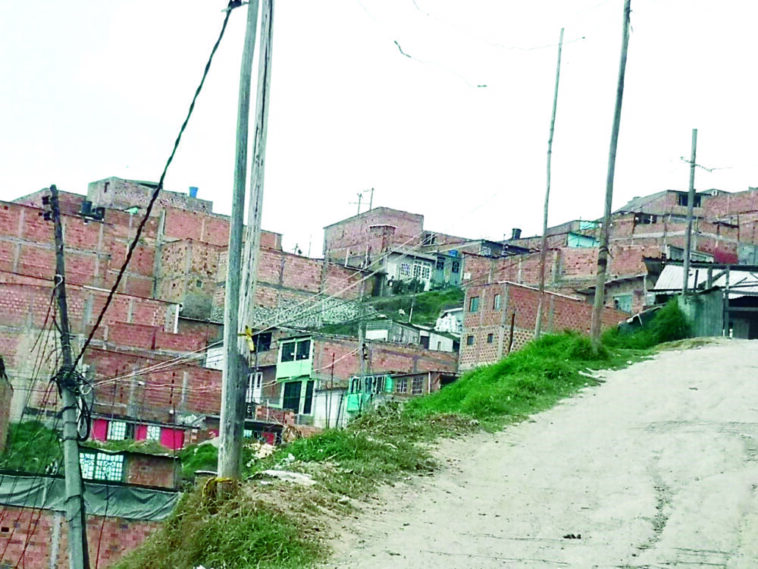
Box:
[13, 189, 84, 216]
[309, 337, 457, 385]
[0, 506, 160, 569]
[86, 347, 222, 422]
[88, 177, 213, 214]
[324, 207, 424, 261]
[704, 187, 758, 217]
[459, 282, 627, 370]
[125, 454, 178, 489]
[0, 201, 159, 297]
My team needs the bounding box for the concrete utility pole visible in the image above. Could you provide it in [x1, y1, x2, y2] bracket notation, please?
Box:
[682, 128, 698, 294]
[49, 185, 90, 569]
[219, 0, 260, 480]
[590, 0, 632, 349]
[535, 27, 564, 339]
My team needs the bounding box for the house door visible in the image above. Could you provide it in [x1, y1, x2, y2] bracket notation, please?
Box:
[282, 381, 302, 412]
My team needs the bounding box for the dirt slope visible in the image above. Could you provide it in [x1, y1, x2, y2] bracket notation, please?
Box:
[324, 339, 758, 568]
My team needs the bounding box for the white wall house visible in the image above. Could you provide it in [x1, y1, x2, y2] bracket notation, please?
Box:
[435, 307, 463, 336]
[384, 250, 436, 291]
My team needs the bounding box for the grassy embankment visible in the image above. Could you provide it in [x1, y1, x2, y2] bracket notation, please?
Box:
[5, 301, 688, 569]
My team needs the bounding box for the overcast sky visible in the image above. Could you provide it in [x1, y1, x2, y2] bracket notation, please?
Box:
[1, 1, 756, 254]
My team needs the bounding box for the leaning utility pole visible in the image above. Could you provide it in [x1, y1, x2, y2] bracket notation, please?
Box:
[535, 27, 564, 339]
[590, 0, 631, 348]
[218, 0, 260, 480]
[682, 128, 698, 294]
[49, 185, 90, 569]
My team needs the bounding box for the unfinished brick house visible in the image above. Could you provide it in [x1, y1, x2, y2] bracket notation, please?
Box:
[264, 333, 458, 428]
[486, 188, 758, 316]
[0, 178, 378, 450]
[459, 281, 626, 371]
[0, 473, 177, 569]
[322, 206, 516, 292]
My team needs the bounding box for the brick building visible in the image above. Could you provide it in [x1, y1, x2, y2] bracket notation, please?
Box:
[459, 281, 627, 371]
[265, 333, 458, 427]
[484, 187, 758, 316]
[0, 474, 176, 569]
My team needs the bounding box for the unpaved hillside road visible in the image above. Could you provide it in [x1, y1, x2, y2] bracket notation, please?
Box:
[324, 340, 758, 568]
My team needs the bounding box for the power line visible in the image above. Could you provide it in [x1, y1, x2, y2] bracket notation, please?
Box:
[72, 1, 240, 373]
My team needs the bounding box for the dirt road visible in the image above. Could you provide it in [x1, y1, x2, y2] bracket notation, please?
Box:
[325, 340, 758, 568]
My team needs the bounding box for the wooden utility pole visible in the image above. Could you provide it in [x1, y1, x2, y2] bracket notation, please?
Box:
[358, 281, 367, 412]
[535, 27, 564, 339]
[239, 0, 274, 331]
[590, 0, 632, 348]
[218, 0, 260, 480]
[355, 193, 363, 216]
[49, 185, 90, 569]
[682, 128, 698, 294]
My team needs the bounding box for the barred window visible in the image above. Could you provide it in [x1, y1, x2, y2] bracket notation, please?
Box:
[396, 378, 408, 394]
[412, 377, 424, 395]
[80, 453, 96, 479]
[95, 454, 124, 482]
[107, 421, 127, 441]
[146, 425, 161, 441]
[80, 452, 124, 482]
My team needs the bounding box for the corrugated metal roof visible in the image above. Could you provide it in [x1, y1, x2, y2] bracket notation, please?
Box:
[652, 265, 758, 298]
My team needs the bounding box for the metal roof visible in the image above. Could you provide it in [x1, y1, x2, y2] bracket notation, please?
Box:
[652, 264, 758, 298]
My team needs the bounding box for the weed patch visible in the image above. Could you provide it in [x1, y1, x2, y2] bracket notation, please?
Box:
[113, 484, 320, 569]
[0, 421, 61, 474]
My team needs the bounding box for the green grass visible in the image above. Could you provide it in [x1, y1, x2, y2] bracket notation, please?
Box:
[603, 299, 691, 349]
[113, 484, 320, 569]
[0, 421, 62, 474]
[407, 331, 629, 429]
[315, 287, 464, 337]
[81, 439, 171, 456]
[369, 287, 464, 327]
[177, 442, 219, 481]
[114, 302, 692, 569]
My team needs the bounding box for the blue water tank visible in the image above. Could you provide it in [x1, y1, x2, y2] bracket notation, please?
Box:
[449, 250, 458, 257]
[189, 186, 199, 198]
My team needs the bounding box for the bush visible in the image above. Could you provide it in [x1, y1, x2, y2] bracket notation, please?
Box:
[604, 299, 690, 349]
[649, 299, 690, 343]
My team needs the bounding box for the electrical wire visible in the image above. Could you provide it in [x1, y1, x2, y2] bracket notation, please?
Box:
[71, 0, 240, 373]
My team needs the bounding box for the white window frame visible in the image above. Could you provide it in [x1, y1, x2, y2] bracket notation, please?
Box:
[107, 421, 127, 441]
[146, 425, 161, 441]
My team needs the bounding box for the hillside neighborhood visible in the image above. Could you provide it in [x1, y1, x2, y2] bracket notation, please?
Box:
[2, 176, 758, 565]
